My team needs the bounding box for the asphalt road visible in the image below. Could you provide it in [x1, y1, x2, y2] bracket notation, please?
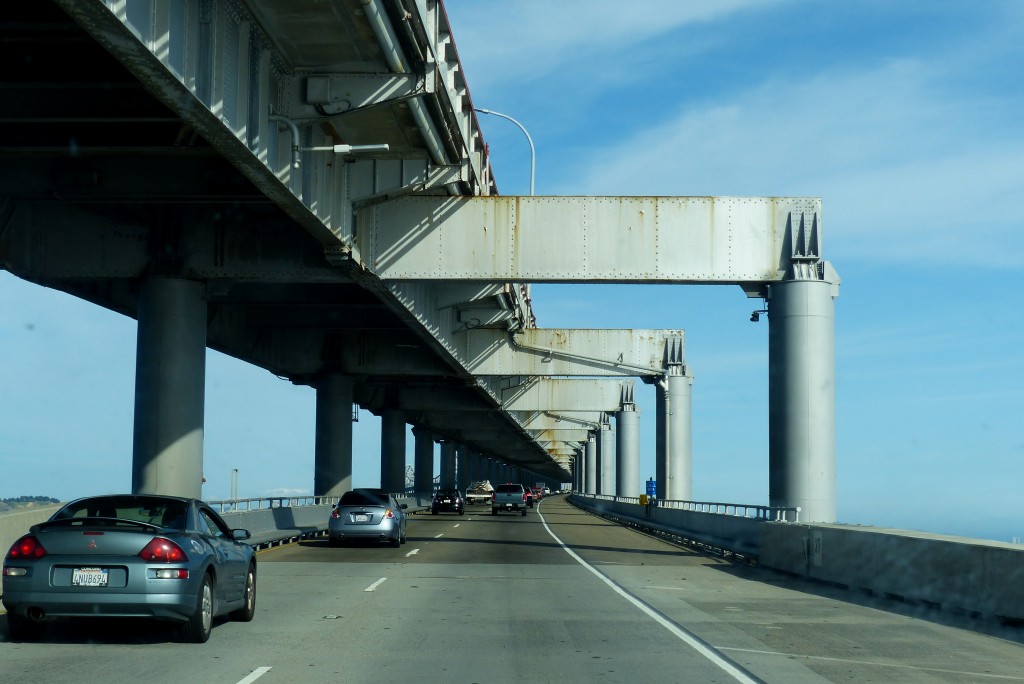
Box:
[3, 496, 1024, 683]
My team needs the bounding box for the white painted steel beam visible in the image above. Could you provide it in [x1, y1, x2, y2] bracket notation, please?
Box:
[357, 195, 820, 286]
[462, 328, 683, 376]
[510, 411, 603, 431]
[493, 378, 631, 412]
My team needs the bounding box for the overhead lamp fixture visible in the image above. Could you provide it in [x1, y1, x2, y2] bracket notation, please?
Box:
[750, 308, 768, 323]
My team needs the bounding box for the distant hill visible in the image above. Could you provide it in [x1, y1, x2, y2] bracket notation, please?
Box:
[0, 496, 60, 512]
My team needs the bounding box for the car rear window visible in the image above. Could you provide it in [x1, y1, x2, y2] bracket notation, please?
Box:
[496, 484, 524, 493]
[54, 496, 187, 527]
[340, 490, 389, 506]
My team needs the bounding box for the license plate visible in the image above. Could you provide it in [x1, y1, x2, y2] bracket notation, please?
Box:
[72, 567, 108, 587]
[442, 499, 451, 503]
[505, 503, 512, 508]
[354, 514, 370, 522]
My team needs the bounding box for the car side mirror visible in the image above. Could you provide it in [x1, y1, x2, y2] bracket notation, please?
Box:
[232, 529, 251, 540]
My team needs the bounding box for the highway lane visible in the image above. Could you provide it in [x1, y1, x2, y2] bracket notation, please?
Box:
[4, 496, 1024, 683]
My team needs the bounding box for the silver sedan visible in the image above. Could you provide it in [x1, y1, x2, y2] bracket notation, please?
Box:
[328, 489, 408, 547]
[2, 494, 256, 643]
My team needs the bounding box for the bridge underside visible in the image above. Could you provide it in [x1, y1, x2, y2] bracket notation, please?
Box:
[0, 1, 839, 521]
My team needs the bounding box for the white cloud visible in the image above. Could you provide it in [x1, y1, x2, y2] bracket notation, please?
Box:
[561, 58, 1024, 267]
[445, 0, 788, 88]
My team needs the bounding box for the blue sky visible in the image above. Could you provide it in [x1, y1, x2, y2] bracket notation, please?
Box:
[2, 1, 1022, 541]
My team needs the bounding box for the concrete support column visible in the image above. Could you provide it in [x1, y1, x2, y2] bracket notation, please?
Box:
[456, 445, 468, 492]
[768, 278, 836, 523]
[440, 441, 457, 488]
[413, 427, 434, 496]
[584, 433, 597, 494]
[132, 278, 207, 498]
[616, 405, 640, 497]
[380, 409, 406, 493]
[656, 370, 693, 501]
[598, 418, 616, 496]
[313, 375, 354, 497]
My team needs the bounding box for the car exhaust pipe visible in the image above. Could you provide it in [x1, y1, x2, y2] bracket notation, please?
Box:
[27, 607, 45, 622]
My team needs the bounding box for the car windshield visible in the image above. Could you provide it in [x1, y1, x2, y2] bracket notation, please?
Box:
[339, 490, 390, 506]
[53, 495, 188, 529]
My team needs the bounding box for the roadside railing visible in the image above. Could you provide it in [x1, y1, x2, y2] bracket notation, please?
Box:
[588, 494, 801, 522]
[208, 496, 340, 514]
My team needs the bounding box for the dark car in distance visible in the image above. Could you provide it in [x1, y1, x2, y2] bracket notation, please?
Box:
[431, 488, 464, 515]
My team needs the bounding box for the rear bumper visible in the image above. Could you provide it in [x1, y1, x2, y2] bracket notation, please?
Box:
[2, 588, 196, 622]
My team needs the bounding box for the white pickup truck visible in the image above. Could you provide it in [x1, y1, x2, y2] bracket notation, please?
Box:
[465, 480, 494, 506]
[491, 483, 528, 516]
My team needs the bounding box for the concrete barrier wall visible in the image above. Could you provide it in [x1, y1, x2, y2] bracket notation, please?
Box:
[759, 523, 1024, 620]
[572, 495, 762, 556]
[0, 505, 63, 557]
[571, 494, 1024, 622]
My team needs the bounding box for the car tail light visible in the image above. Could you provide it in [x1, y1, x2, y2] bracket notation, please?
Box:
[7, 535, 47, 560]
[522, 491, 528, 502]
[491, 492, 497, 502]
[384, 508, 395, 519]
[138, 537, 188, 563]
[330, 508, 341, 519]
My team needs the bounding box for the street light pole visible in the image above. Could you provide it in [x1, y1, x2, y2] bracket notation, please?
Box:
[474, 108, 535, 196]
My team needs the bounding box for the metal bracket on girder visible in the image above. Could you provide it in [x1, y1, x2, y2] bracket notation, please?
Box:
[305, 72, 426, 117]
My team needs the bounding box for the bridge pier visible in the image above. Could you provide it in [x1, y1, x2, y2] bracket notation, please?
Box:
[768, 278, 836, 522]
[584, 433, 597, 494]
[440, 441, 456, 488]
[615, 404, 640, 497]
[380, 409, 406, 492]
[456, 445, 468, 492]
[313, 374, 354, 497]
[598, 418, 616, 495]
[131, 278, 207, 498]
[413, 427, 434, 496]
[656, 370, 693, 500]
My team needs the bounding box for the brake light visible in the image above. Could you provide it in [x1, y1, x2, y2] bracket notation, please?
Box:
[138, 537, 188, 563]
[522, 491, 528, 502]
[491, 492, 497, 502]
[330, 508, 341, 519]
[7, 535, 47, 560]
[384, 509, 395, 519]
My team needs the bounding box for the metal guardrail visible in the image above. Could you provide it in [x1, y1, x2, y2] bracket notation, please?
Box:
[588, 494, 801, 522]
[208, 496, 340, 514]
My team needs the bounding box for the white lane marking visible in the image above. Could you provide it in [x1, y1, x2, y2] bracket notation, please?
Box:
[364, 577, 387, 592]
[453, 524, 460, 528]
[235, 667, 272, 684]
[434, 533, 444, 538]
[405, 548, 420, 558]
[537, 509, 759, 684]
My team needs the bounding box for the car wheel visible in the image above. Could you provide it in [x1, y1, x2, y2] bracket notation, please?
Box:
[5, 612, 43, 642]
[390, 533, 401, 548]
[180, 574, 214, 643]
[491, 508, 497, 515]
[431, 508, 438, 515]
[229, 563, 257, 622]
[458, 509, 464, 516]
[521, 509, 527, 517]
